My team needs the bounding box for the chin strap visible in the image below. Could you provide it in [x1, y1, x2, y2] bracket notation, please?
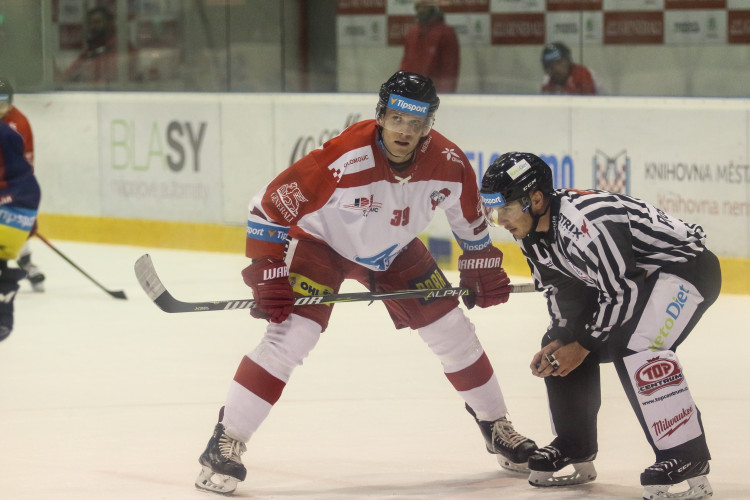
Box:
[526, 196, 551, 235]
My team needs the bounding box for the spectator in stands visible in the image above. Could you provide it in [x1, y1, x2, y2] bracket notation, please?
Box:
[541, 42, 600, 95]
[399, 0, 459, 93]
[60, 6, 136, 83]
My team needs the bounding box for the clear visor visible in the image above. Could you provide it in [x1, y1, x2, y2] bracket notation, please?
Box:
[480, 192, 529, 226]
[378, 105, 434, 137]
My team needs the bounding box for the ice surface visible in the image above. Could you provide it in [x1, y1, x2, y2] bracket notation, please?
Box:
[1, 241, 747, 499]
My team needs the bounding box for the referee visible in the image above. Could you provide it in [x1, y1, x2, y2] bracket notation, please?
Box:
[480, 152, 720, 500]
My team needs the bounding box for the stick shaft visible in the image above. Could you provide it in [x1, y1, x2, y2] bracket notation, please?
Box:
[134, 254, 535, 314]
[36, 233, 127, 299]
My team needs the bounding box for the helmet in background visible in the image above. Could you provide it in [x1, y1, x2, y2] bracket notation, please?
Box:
[541, 42, 572, 69]
[480, 152, 554, 209]
[0, 77, 14, 104]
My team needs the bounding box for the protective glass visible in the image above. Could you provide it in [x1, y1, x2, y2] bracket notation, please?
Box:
[480, 193, 528, 226]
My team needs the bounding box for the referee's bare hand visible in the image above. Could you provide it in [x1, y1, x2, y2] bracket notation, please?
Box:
[531, 340, 562, 377]
[539, 342, 590, 377]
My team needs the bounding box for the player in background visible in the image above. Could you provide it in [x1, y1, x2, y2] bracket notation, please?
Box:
[540, 42, 600, 95]
[0, 77, 45, 292]
[194, 72, 537, 495]
[480, 152, 719, 500]
[0, 120, 41, 341]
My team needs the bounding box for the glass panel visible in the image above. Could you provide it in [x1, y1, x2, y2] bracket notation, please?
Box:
[0, 0, 747, 96]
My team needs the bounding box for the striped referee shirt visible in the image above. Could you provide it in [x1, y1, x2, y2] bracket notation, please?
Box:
[520, 189, 707, 351]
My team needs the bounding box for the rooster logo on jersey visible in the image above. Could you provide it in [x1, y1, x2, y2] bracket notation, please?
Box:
[430, 188, 451, 211]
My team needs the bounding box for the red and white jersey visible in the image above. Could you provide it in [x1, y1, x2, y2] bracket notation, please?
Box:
[541, 64, 600, 95]
[245, 120, 491, 271]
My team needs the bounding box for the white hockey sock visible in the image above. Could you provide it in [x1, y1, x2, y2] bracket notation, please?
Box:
[222, 314, 322, 442]
[418, 308, 507, 421]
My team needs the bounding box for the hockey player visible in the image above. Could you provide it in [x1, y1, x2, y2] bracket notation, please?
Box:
[0, 120, 41, 341]
[480, 152, 719, 499]
[0, 77, 45, 292]
[540, 42, 599, 95]
[195, 72, 537, 495]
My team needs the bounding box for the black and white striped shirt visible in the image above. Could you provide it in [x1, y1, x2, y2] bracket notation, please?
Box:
[520, 189, 707, 351]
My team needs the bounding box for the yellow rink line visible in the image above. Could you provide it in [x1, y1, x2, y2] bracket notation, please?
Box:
[37, 213, 749, 295]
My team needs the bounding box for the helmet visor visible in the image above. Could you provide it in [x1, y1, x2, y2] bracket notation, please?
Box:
[379, 93, 434, 136]
[480, 192, 528, 226]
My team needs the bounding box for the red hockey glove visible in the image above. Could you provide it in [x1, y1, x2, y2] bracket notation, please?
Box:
[241, 258, 294, 323]
[457, 245, 511, 309]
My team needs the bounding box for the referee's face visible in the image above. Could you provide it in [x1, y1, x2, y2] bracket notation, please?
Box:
[492, 200, 533, 239]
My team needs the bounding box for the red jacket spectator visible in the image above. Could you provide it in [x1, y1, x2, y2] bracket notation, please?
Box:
[399, 3, 459, 93]
[60, 6, 136, 83]
[540, 42, 599, 95]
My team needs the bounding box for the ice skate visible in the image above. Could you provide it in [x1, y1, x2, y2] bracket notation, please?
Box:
[467, 405, 538, 472]
[195, 423, 247, 495]
[17, 253, 44, 292]
[641, 459, 712, 499]
[527, 445, 597, 487]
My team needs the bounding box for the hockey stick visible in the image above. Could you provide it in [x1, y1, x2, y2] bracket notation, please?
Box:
[135, 253, 535, 314]
[35, 233, 127, 300]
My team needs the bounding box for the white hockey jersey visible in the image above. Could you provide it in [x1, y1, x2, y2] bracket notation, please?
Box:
[245, 119, 490, 271]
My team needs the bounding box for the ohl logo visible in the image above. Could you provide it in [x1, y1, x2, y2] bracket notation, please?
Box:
[635, 357, 684, 396]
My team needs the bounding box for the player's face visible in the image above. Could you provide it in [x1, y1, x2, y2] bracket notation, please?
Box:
[378, 108, 428, 161]
[546, 59, 571, 86]
[485, 200, 533, 239]
[0, 102, 10, 118]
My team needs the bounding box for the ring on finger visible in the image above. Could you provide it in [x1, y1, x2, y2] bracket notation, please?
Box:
[545, 353, 560, 371]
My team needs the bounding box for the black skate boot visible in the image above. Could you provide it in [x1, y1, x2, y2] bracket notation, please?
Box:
[641, 459, 712, 499]
[0, 265, 25, 342]
[195, 423, 247, 495]
[528, 444, 597, 487]
[17, 253, 44, 293]
[466, 404, 537, 472]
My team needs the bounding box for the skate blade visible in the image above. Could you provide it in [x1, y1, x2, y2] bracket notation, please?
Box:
[497, 455, 530, 473]
[642, 475, 713, 499]
[195, 465, 239, 495]
[529, 461, 597, 487]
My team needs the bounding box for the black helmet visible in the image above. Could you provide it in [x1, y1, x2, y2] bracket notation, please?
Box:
[377, 71, 439, 116]
[541, 42, 571, 69]
[481, 152, 554, 208]
[0, 77, 14, 104]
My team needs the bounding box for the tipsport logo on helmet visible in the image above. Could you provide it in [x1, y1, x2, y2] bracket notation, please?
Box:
[481, 192, 506, 208]
[387, 94, 429, 117]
